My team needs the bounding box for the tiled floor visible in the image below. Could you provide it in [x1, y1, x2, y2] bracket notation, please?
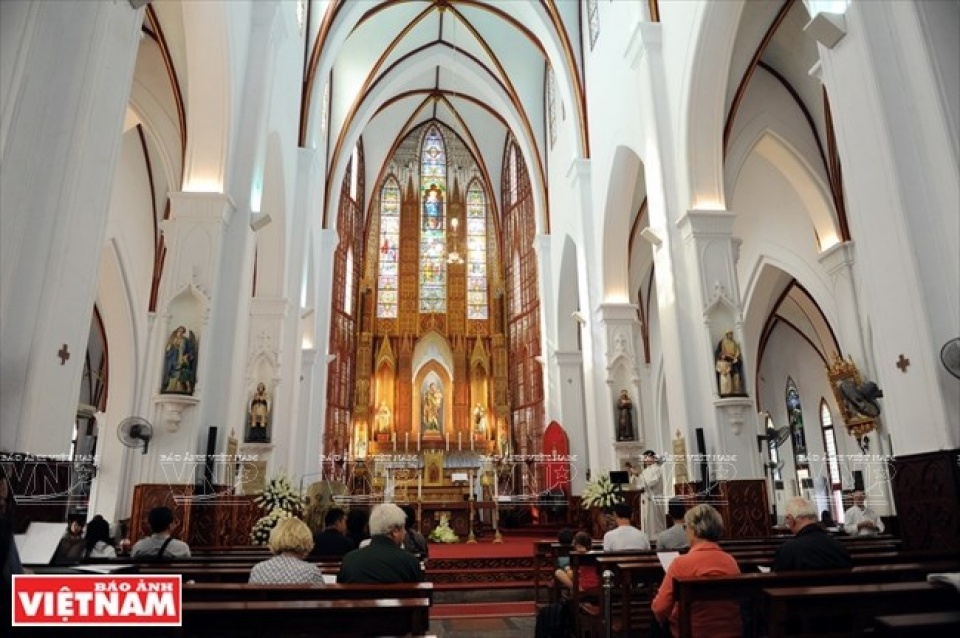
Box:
[428, 614, 537, 637]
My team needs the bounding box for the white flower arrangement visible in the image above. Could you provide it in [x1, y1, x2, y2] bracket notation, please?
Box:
[250, 474, 305, 545]
[250, 508, 293, 545]
[254, 474, 303, 515]
[427, 513, 459, 543]
[580, 473, 624, 510]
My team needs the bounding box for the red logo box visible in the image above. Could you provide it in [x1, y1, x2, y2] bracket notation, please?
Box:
[13, 574, 182, 626]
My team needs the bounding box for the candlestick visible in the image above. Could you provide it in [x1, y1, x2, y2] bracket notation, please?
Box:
[418, 473, 422, 500]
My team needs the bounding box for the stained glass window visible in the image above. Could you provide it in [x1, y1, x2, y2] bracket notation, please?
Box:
[376, 177, 400, 318]
[466, 181, 488, 320]
[786, 377, 808, 465]
[419, 127, 447, 313]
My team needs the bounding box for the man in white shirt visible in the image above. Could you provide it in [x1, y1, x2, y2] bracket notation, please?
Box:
[843, 490, 884, 536]
[603, 503, 650, 551]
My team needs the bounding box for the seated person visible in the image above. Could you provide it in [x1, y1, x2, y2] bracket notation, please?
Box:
[555, 527, 575, 570]
[843, 490, 885, 536]
[249, 517, 325, 584]
[52, 514, 86, 563]
[554, 531, 600, 596]
[401, 505, 428, 561]
[773, 497, 851, 572]
[346, 508, 370, 548]
[309, 507, 355, 559]
[130, 506, 191, 559]
[82, 515, 116, 559]
[656, 498, 690, 551]
[337, 503, 423, 584]
[652, 504, 742, 638]
[602, 503, 650, 551]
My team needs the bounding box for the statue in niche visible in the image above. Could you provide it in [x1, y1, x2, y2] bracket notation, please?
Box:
[161, 326, 198, 395]
[246, 382, 271, 442]
[422, 381, 443, 432]
[715, 330, 745, 397]
[617, 390, 634, 441]
[473, 404, 486, 433]
[376, 401, 392, 433]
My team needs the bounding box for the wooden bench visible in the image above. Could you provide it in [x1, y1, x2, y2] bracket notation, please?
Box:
[764, 581, 960, 638]
[873, 610, 960, 636]
[181, 598, 432, 637]
[183, 581, 434, 603]
[672, 558, 960, 638]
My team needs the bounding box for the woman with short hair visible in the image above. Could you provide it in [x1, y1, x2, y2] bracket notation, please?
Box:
[651, 504, 741, 637]
[249, 517, 325, 584]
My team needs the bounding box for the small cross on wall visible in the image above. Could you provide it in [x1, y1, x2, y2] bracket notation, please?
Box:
[896, 354, 910, 373]
[57, 344, 71, 365]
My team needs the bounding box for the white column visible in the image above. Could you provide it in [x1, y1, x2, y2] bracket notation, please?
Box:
[532, 233, 557, 429]
[812, 1, 958, 452]
[0, 1, 144, 454]
[554, 350, 588, 493]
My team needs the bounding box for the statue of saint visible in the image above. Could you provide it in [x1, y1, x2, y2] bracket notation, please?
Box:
[617, 390, 634, 441]
[473, 404, 486, 433]
[247, 382, 271, 442]
[161, 325, 198, 395]
[422, 382, 442, 432]
[715, 330, 744, 397]
[376, 401, 392, 433]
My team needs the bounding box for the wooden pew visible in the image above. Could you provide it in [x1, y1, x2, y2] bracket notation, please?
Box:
[181, 598, 432, 638]
[672, 559, 960, 638]
[873, 610, 960, 636]
[764, 581, 960, 638]
[183, 581, 434, 603]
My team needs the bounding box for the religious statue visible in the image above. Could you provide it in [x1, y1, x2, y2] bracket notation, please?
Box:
[617, 389, 634, 441]
[376, 401, 392, 433]
[715, 330, 745, 397]
[473, 403, 486, 433]
[161, 325, 198, 395]
[247, 382, 271, 442]
[422, 382, 443, 432]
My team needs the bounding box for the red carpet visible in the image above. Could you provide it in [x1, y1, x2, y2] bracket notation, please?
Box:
[428, 538, 535, 559]
[432, 601, 536, 619]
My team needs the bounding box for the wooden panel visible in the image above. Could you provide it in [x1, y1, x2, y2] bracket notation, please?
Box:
[130, 484, 259, 547]
[890, 449, 960, 551]
[718, 479, 769, 539]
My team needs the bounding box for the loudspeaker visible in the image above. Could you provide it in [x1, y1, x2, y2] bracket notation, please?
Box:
[695, 427, 710, 495]
[197, 426, 217, 494]
[853, 470, 864, 492]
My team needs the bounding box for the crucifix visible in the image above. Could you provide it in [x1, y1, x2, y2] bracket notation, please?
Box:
[895, 354, 910, 373]
[57, 343, 70, 365]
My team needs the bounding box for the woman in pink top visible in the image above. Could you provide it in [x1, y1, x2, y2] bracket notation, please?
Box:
[651, 504, 741, 638]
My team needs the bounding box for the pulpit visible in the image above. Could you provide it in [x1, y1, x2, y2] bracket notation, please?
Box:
[130, 484, 260, 546]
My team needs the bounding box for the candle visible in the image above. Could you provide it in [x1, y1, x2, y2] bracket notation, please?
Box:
[418, 474, 422, 500]
[458, 432, 462, 451]
[405, 432, 409, 452]
[471, 434, 474, 451]
[446, 434, 449, 452]
[417, 436, 421, 452]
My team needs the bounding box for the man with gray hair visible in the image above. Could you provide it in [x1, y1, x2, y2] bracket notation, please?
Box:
[772, 497, 851, 572]
[337, 503, 424, 583]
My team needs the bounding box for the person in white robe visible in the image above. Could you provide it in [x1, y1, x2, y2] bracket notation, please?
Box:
[631, 450, 666, 540]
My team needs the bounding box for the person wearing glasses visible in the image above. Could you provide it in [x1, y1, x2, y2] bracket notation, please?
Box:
[337, 503, 424, 583]
[773, 497, 851, 572]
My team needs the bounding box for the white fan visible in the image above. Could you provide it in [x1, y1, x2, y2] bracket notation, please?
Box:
[941, 337, 960, 380]
[117, 417, 153, 454]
